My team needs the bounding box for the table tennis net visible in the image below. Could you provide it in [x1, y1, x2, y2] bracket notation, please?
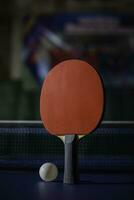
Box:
[0, 121, 134, 171]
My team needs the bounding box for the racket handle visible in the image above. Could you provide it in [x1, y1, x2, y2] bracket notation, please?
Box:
[63, 134, 79, 184]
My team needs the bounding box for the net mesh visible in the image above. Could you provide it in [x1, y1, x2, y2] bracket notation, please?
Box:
[0, 121, 134, 171]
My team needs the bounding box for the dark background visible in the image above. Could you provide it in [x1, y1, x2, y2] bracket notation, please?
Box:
[0, 0, 134, 121]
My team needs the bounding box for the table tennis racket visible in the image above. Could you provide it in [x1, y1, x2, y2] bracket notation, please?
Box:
[40, 59, 104, 184]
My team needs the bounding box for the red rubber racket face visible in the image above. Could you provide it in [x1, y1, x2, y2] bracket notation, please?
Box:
[40, 59, 104, 136]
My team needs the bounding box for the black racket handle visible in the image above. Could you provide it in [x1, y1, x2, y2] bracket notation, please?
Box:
[63, 134, 79, 184]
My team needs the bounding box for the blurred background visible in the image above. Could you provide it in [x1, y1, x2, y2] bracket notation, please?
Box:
[0, 0, 134, 121]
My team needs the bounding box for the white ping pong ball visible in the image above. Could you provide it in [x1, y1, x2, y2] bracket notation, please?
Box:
[39, 163, 58, 182]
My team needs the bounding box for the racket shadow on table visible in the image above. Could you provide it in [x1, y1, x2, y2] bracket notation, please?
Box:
[40, 59, 104, 184]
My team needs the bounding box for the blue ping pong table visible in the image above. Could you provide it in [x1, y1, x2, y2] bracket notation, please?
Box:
[0, 170, 134, 200]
